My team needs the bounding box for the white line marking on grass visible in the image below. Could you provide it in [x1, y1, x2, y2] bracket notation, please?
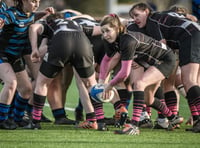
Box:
[44, 103, 75, 111]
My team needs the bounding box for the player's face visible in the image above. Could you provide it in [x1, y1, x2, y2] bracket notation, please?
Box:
[22, 0, 40, 13]
[101, 24, 118, 43]
[130, 8, 148, 28]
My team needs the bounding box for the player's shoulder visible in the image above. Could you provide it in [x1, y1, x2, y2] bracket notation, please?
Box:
[72, 14, 99, 26]
[127, 21, 139, 31]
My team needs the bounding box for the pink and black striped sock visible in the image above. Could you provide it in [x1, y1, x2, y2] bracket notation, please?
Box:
[150, 98, 173, 118]
[91, 99, 104, 121]
[131, 91, 145, 126]
[165, 91, 178, 115]
[117, 89, 132, 109]
[86, 112, 96, 122]
[146, 106, 152, 117]
[32, 93, 46, 122]
[155, 87, 165, 118]
[113, 101, 122, 110]
[187, 86, 200, 120]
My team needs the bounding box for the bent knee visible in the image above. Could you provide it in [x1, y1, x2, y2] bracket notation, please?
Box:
[18, 85, 33, 99]
[134, 80, 146, 90]
[4, 79, 17, 91]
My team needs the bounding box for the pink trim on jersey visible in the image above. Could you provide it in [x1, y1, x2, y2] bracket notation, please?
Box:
[99, 54, 112, 80]
[109, 60, 132, 86]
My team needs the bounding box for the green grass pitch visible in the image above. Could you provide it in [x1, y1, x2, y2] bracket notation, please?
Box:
[0, 78, 200, 148]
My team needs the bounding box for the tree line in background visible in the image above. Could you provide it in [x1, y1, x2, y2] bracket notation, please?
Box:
[40, 0, 189, 17]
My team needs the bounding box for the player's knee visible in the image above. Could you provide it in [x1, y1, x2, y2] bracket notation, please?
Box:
[5, 79, 17, 92]
[134, 80, 146, 90]
[18, 83, 33, 99]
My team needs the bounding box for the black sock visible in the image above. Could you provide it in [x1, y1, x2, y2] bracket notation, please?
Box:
[52, 108, 66, 120]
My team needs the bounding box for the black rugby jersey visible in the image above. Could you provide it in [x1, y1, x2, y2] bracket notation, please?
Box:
[128, 11, 200, 49]
[104, 31, 171, 66]
[42, 18, 82, 39]
[72, 17, 99, 27]
[72, 17, 99, 37]
[72, 17, 105, 64]
[150, 11, 200, 39]
[0, 7, 34, 56]
[42, 17, 99, 40]
[127, 20, 163, 41]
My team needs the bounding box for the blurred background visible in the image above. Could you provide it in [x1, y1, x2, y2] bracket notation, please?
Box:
[39, 0, 198, 18]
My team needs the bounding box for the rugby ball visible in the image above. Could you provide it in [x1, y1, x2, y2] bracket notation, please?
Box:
[90, 84, 114, 103]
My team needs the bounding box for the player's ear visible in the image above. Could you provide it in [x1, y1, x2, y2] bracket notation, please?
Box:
[144, 8, 150, 16]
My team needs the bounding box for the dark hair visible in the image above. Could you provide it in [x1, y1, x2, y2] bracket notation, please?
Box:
[100, 14, 125, 34]
[129, 2, 153, 18]
[46, 13, 63, 24]
[13, 0, 23, 11]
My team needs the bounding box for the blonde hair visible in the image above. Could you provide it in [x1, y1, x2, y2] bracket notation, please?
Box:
[169, 5, 198, 22]
[169, 5, 188, 14]
[100, 14, 125, 34]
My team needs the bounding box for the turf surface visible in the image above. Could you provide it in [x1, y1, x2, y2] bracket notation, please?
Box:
[0, 79, 200, 148]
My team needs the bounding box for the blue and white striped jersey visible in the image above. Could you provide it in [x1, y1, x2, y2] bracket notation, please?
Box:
[0, 1, 8, 13]
[0, 7, 35, 56]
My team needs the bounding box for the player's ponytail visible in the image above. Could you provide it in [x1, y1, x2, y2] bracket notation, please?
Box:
[13, 0, 23, 11]
[100, 13, 125, 34]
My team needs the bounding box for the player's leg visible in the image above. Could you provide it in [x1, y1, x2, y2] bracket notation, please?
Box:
[181, 63, 200, 132]
[129, 63, 153, 128]
[14, 69, 32, 127]
[0, 63, 17, 129]
[23, 52, 51, 123]
[48, 67, 75, 125]
[179, 34, 200, 132]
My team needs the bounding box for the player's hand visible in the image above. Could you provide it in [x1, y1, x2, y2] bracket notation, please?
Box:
[98, 79, 105, 84]
[102, 84, 113, 100]
[31, 50, 40, 63]
[132, 60, 140, 69]
[44, 7, 55, 15]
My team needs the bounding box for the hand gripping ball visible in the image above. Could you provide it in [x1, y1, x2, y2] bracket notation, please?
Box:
[90, 84, 114, 103]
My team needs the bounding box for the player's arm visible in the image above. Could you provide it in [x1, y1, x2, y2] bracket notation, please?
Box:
[60, 9, 82, 16]
[108, 52, 121, 72]
[104, 52, 121, 83]
[29, 23, 44, 62]
[70, 14, 95, 20]
[82, 25, 101, 36]
[108, 60, 132, 87]
[38, 38, 48, 58]
[29, 23, 44, 51]
[92, 26, 102, 36]
[98, 54, 112, 84]
[98, 52, 120, 84]
[102, 59, 132, 99]
[34, 7, 55, 21]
